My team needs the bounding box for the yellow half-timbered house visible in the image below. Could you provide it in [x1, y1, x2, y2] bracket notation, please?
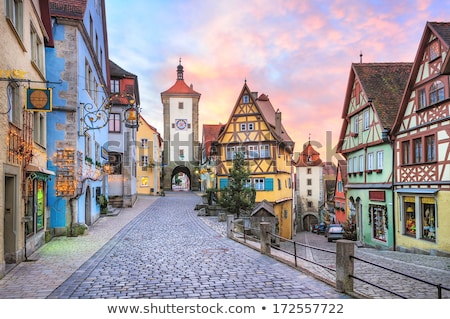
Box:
[215, 82, 295, 239]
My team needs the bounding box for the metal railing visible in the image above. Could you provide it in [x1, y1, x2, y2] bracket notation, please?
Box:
[226, 215, 450, 299]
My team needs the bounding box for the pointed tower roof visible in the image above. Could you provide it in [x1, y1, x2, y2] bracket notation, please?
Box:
[294, 140, 322, 167]
[161, 59, 201, 96]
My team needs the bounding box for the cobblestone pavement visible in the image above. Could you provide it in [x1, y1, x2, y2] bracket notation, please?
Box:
[202, 214, 450, 299]
[0, 192, 350, 299]
[278, 231, 450, 299]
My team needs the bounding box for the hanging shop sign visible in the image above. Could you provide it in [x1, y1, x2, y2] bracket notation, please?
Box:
[26, 88, 52, 111]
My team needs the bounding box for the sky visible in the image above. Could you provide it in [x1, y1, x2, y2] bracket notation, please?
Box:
[105, 0, 450, 161]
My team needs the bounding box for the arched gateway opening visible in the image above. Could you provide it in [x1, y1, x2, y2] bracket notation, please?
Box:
[171, 166, 191, 191]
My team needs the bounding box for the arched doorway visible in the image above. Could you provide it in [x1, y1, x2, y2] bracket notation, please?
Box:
[302, 213, 318, 232]
[171, 166, 191, 191]
[85, 186, 92, 225]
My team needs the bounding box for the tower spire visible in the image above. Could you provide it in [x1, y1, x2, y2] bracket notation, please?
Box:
[177, 58, 184, 80]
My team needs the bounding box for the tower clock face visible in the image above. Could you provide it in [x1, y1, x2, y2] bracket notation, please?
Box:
[175, 119, 187, 130]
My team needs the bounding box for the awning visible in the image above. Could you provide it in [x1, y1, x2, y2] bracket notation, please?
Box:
[26, 164, 55, 176]
[395, 188, 439, 194]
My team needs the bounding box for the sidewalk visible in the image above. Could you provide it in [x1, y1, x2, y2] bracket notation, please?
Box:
[0, 195, 159, 299]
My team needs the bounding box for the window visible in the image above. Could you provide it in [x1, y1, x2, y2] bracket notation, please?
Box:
[5, 0, 23, 38]
[307, 178, 312, 186]
[348, 156, 353, 173]
[403, 195, 436, 242]
[429, 40, 440, 60]
[85, 61, 93, 97]
[307, 168, 311, 174]
[307, 189, 312, 196]
[403, 196, 416, 236]
[85, 134, 92, 159]
[95, 142, 100, 164]
[337, 180, 343, 193]
[248, 123, 254, 130]
[243, 95, 249, 103]
[226, 146, 236, 160]
[376, 151, 384, 170]
[141, 138, 149, 148]
[421, 197, 436, 241]
[402, 140, 410, 165]
[359, 155, 364, 172]
[30, 24, 44, 71]
[178, 149, 184, 160]
[278, 179, 282, 190]
[89, 15, 93, 40]
[248, 145, 259, 158]
[418, 88, 427, 109]
[240, 123, 246, 131]
[429, 80, 444, 104]
[140, 176, 149, 187]
[367, 152, 374, 171]
[260, 144, 270, 158]
[413, 138, 422, 163]
[7, 83, 20, 125]
[370, 205, 387, 242]
[254, 178, 264, 190]
[353, 157, 358, 173]
[141, 155, 148, 166]
[363, 109, 370, 130]
[111, 79, 120, 93]
[109, 113, 121, 133]
[353, 114, 359, 134]
[178, 102, 184, 109]
[33, 112, 46, 146]
[425, 135, 436, 162]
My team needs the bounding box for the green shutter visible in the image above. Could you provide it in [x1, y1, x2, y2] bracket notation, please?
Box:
[265, 178, 273, 191]
[219, 178, 229, 189]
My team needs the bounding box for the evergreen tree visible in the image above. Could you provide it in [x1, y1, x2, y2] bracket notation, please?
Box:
[219, 151, 255, 217]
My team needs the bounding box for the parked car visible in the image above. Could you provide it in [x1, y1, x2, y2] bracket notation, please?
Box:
[313, 222, 326, 234]
[326, 224, 345, 242]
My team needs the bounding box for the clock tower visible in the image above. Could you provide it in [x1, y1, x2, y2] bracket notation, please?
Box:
[161, 59, 201, 191]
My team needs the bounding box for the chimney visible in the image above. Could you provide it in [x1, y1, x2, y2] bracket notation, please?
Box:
[251, 92, 258, 99]
[275, 110, 282, 136]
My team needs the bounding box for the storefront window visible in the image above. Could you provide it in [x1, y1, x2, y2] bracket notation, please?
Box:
[403, 196, 416, 236]
[370, 205, 387, 242]
[421, 197, 436, 241]
[36, 180, 44, 231]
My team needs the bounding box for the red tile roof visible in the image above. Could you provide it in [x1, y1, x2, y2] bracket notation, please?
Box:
[294, 141, 322, 167]
[161, 80, 200, 95]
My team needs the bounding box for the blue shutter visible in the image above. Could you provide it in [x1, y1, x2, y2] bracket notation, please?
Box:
[219, 178, 229, 189]
[265, 178, 273, 191]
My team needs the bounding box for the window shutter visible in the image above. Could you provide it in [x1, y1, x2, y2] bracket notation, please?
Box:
[265, 178, 273, 191]
[219, 178, 229, 189]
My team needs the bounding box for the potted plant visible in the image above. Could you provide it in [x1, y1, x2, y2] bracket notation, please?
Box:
[97, 194, 109, 214]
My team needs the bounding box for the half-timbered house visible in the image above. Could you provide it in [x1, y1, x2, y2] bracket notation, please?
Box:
[391, 22, 450, 256]
[215, 82, 295, 239]
[337, 62, 412, 250]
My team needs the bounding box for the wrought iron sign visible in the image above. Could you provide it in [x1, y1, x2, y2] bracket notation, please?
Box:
[79, 98, 112, 135]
